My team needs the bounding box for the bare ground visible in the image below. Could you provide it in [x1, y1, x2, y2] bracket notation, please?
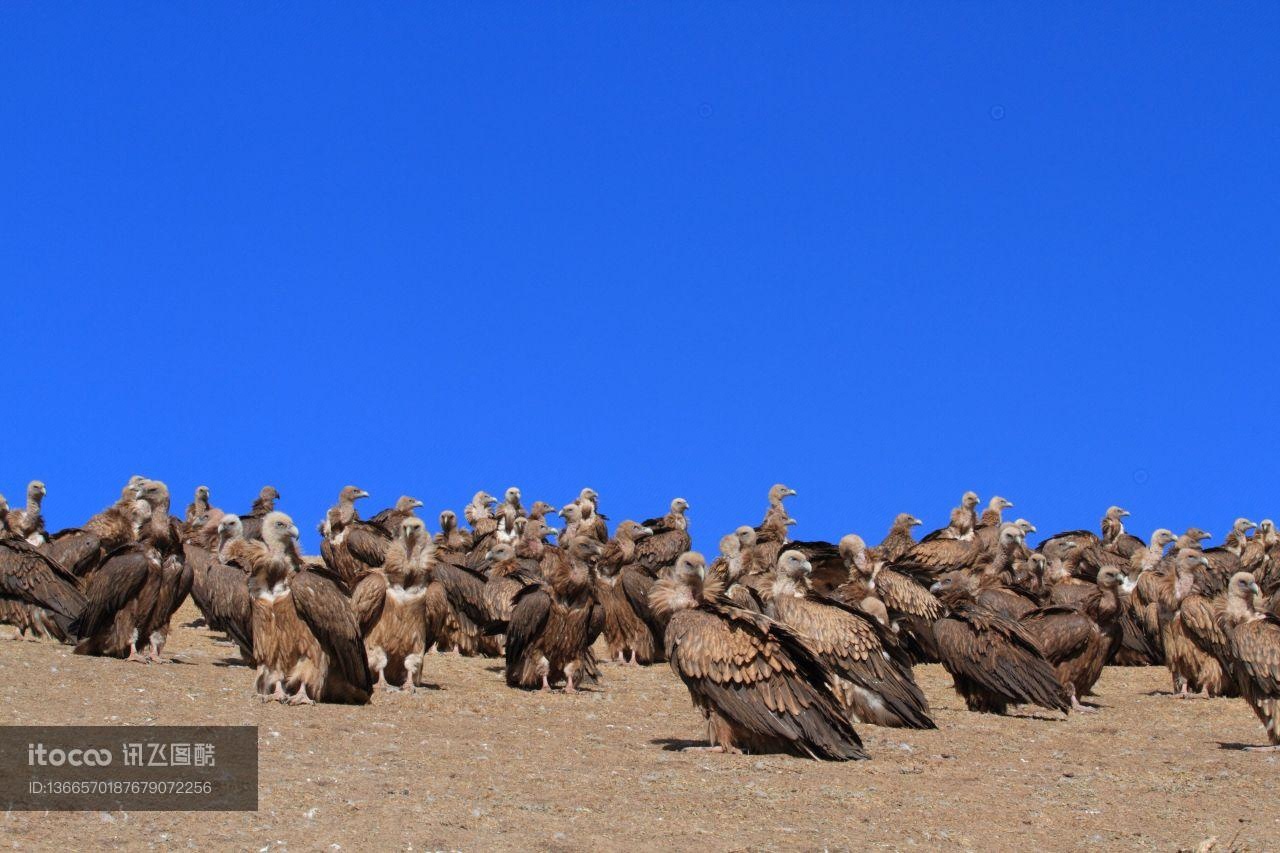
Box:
[1, 601, 1277, 851]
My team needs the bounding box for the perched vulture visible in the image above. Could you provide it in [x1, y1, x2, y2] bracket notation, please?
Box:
[184, 485, 213, 528]
[754, 484, 797, 546]
[239, 486, 280, 542]
[595, 521, 659, 664]
[972, 496, 1015, 552]
[930, 574, 1070, 716]
[504, 536, 604, 691]
[496, 487, 526, 538]
[5, 481, 48, 545]
[1220, 572, 1280, 750]
[868, 513, 921, 564]
[189, 515, 253, 661]
[652, 552, 867, 759]
[1019, 566, 1134, 712]
[319, 486, 390, 589]
[363, 517, 442, 691]
[577, 499, 609, 544]
[709, 533, 764, 614]
[920, 491, 980, 543]
[0, 536, 86, 642]
[481, 542, 539, 627]
[767, 551, 934, 729]
[434, 510, 473, 554]
[368, 496, 424, 536]
[889, 529, 984, 585]
[1163, 549, 1238, 698]
[241, 512, 372, 704]
[833, 534, 940, 663]
[634, 498, 691, 571]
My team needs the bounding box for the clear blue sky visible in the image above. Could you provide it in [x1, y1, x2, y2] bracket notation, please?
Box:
[3, 5, 1277, 552]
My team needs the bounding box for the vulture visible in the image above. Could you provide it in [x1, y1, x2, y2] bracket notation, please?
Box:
[241, 512, 372, 704]
[363, 517, 442, 691]
[481, 542, 538, 628]
[889, 526, 984, 585]
[0, 534, 86, 642]
[1018, 566, 1134, 712]
[929, 573, 1070, 716]
[5, 480, 48, 545]
[73, 481, 191, 662]
[1199, 518, 1257, 588]
[972, 496, 1015, 552]
[319, 486, 391, 589]
[465, 491, 501, 565]
[595, 521, 659, 664]
[767, 550, 934, 729]
[1220, 572, 1280, 750]
[184, 485, 213, 528]
[921, 491, 980, 542]
[868, 513, 921, 564]
[81, 479, 147, 555]
[577, 499, 608, 544]
[496, 486, 526, 538]
[756, 484, 797, 541]
[189, 515, 253, 662]
[435, 510, 473, 554]
[651, 551, 867, 759]
[833, 534, 941, 663]
[1164, 549, 1238, 698]
[239, 486, 280, 542]
[709, 533, 764, 613]
[368, 496, 424, 536]
[557, 503, 585, 542]
[634, 498, 691, 571]
[504, 536, 604, 692]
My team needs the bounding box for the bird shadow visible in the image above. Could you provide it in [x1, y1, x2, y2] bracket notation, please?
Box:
[483, 665, 504, 674]
[1143, 689, 1179, 697]
[1215, 741, 1278, 751]
[182, 619, 208, 629]
[651, 737, 707, 752]
[211, 657, 252, 668]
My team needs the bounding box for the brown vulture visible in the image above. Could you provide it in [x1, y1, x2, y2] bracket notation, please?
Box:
[73, 481, 191, 662]
[754, 484, 797, 544]
[188, 515, 253, 662]
[595, 521, 659, 664]
[368, 496, 424, 536]
[929, 573, 1070, 715]
[1163, 549, 1237, 697]
[504, 536, 604, 692]
[238, 485, 280, 542]
[920, 491, 980, 543]
[651, 551, 867, 759]
[481, 542, 539, 628]
[1018, 566, 1134, 712]
[632, 498, 690, 569]
[319, 486, 391, 589]
[241, 512, 372, 704]
[767, 551, 934, 729]
[1220, 572, 1280, 750]
[577, 498, 608, 543]
[868, 513, 921, 564]
[363, 517, 442, 692]
[833, 534, 941, 663]
[496, 486, 526, 538]
[0, 535, 86, 642]
[5, 480, 47, 545]
[709, 532, 764, 614]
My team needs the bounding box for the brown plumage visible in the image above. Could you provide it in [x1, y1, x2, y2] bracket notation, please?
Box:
[920, 491, 980, 543]
[633, 498, 691, 570]
[1019, 566, 1134, 712]
[5, 480, 47, 545]
[868, 513, 921, 564]
[504, 536, 603, 691]
[833, 534, 941, 662]
[0, 535, 86, 642]
[709, 533, 764, 614]
[889, 529, 984, 585]
[481, 542, 537, 627]
[767, 551, 934, 729]
[363, 517, 441, 691]
[929, 573, 1071, 715]
[1220, 572, 1280, 749]
[243, 511, 372, 704]
[239, 485, 280, 542]
[368, 496, 424, 536]
[652, 552, 867, 759]
[188, 515, 253, 661]
[596, 521, 659, 664]
[320, 486, 391, 589]
[1163, 549, 1238, 697]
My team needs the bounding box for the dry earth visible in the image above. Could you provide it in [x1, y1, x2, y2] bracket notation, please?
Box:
[1, 600, 1277, 851]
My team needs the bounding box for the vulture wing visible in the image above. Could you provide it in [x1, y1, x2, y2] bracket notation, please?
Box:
[203, 562, 253, 658]
[934, 603, 1070, 713]
[665, 604, 867, 760]
[40, 529, 104, 578]
[349, 571, 388, 638]
[504, 586, 552, 685]
[1229, 615, 1280, 698]
[345, 523, 392, 568]
[876, 570, 943, 621]
[0, 539, 87, 636]
[71, 547, 152, 639]
[291, 568, 374, 694]
[1019, 606, 1095, 662]
[434, 561, 493, 628]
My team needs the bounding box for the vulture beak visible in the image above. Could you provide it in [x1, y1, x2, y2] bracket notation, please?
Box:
[802, 560, 813, 574]
[1120, 509, 1131, 518]
[911, 518, 922, 527]
[928, 581, 943, 594]
[1245, 521, 1258, 532]
[636, 526, 654, 539]
[1197, 556, 1211, 568]
[483, 549, 494, 561]
[785, 517, 798, 526]
[1251, 582, 1263, 597]
[356, 490, 370, 500]
[544, 527, 559, 538]
[786, 489, 797, 497]
[288, 525, 300, 540]
[413, 500, 424, 509]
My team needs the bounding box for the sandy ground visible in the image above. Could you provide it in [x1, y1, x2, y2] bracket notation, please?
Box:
[1, 600, 1277, 852]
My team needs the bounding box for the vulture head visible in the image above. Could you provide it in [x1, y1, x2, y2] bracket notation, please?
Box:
[961, 491, 980, 511]
[217, 513, 244, 541]
[578, 487, 599, 505]
[718, 533, 741, 559]
[1150, 528, 1177, 550]
[650, 552, 709, 615]
[1105, 506, 1131, 520]
[1226, 571, 1263, 609]
[484, 542, 516, 564]
[988, 496, 1014, 512]
[27, 480, 46, 503]
[768, 484, 797, 505]
[673, 551, 707, 582]
[525, 518, 556, 542]
[1234, 518, 1258, 536]
[339, 485, 370, 504]
[439, 510, 458, 532]
[671, 497, 690, 515]
[474, 491, 497, 508]
[929, 571, 977, 604]
[837, 534, 870, 575]
[558, 504, 583, 524]
[396, 496, 424, 512]
[616, 520, 652, 542]
[530, 500, 556, 517]
[259, 485, 280, 505]
[1181, 527, 1213, 546]
[776, 550, 814, 586]
[263, 511, 300, 554]
[1259, 519, 1279, 546]
[998, 524, 1026, 549]
[562, 535, 604, 574]
[1013, 518, 1037, 535]
[504, 487, 522, 505]
[138, 480, 171, 511]
[1097, 566, 1136, 595]
[784, 516, 798, 527]
[1024, 552, 1048, 579]
[893, 513, 923, 530]
[126, 475, 148, 494]
[399, 516, 427, 547]
[734, 525, 758, 549]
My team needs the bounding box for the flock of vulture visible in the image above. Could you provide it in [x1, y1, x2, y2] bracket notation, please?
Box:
[3, 479, 1280, 760]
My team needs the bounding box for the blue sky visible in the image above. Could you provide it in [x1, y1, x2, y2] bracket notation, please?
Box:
[2, 4, 1277, 552]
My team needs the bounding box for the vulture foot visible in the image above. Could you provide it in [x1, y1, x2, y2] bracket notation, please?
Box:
[287, 686, 315, 706]
[126, 649, 150, 664]
[681, 745, 739, 754]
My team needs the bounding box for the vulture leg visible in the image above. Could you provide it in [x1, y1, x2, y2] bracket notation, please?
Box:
[404, 653, 423, 691]
[681, 745, 732, 754]
[540, 671, 552, 692]
[126, 646, 150, 664]
[629, 649, 638, 665]
[1068, 685, 1097, 714]
[287, 684, 315, 706]
[269, 681, 287, 703]
[564, 661, 580, 694]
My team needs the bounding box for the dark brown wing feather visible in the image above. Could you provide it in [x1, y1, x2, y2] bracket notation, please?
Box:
[291, 568, 374, 694]
[70, 546, 152, 639]
[349, 571, 388, 638]
[504, 586, 552, 686]
[0, 539, 87, 637]
[934, 602, 1070, 713]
